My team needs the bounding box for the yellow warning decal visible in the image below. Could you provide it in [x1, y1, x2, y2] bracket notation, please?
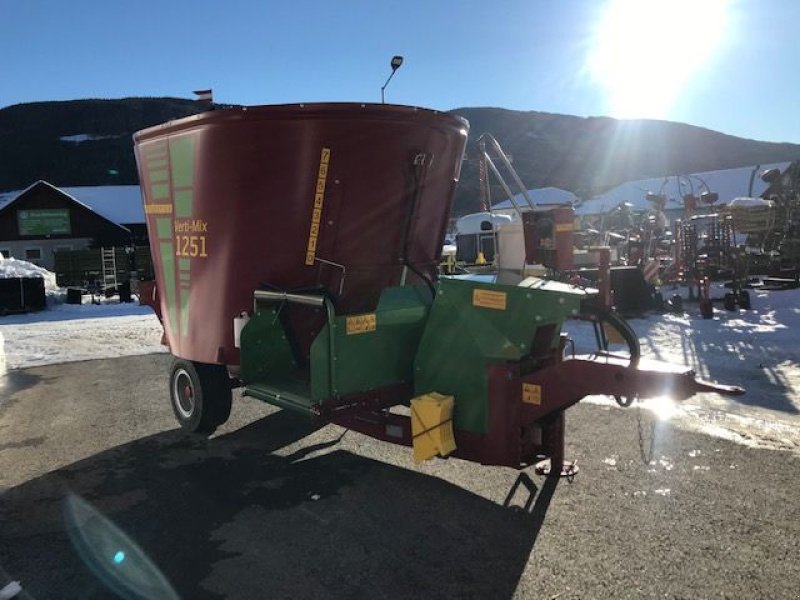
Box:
[555, 222, 574, 232]
[472, 289, 507, 310]
[305, 147, 331, 266]
[522, 383, 542, 405]
[346, 313, 377, 335]
[144, 203, 173, 214]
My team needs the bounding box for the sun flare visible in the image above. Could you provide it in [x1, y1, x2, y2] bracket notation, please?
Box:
[587, 0, 730, 119]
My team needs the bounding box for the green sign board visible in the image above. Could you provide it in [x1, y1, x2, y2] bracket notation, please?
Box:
[17, 209, 72, 236]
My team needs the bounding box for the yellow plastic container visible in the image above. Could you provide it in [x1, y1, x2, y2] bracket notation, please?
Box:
[410, 392, 456, 463]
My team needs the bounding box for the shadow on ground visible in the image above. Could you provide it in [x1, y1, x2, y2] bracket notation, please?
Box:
[0, 410, 554, 599]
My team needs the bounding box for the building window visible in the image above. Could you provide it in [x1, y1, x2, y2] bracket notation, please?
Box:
[0, 249, 10, 258]
[25, 248, 42, 261]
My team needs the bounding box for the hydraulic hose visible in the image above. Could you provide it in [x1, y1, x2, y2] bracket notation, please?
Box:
[578, 303, 641, 407]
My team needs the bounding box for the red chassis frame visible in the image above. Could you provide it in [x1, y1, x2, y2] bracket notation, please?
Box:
[327, 348, 742, 471]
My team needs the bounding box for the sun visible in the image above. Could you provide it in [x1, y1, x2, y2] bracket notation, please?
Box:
[586, 0, 730, 119]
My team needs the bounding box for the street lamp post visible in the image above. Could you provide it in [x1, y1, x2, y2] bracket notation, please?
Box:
[381, 55, 404, 104]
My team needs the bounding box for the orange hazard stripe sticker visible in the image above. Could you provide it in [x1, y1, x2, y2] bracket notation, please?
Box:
[144, 204, 173, 214]
[305, 147, 331, 266]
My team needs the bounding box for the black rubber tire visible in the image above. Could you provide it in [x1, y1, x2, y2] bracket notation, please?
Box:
[169, 358, 232, 434]
[723, 292, 736, 311]
[738, 290, 752, 310]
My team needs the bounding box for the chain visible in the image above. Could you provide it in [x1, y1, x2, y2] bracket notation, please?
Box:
[636, 401, 656, 465]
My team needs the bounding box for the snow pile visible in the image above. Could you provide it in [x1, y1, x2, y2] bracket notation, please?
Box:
[728, 196, 774, 208]
[59, 133, 118, 144]
[0, 255, 59, 293]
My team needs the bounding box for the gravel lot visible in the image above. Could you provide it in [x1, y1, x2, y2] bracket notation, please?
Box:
[1, 354, 799, 599]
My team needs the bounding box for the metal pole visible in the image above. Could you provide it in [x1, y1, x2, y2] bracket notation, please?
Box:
[381, 71, 396, 104]
[482, 134, 536, 210]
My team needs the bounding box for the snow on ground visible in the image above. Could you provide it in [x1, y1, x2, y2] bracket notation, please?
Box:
[563, 283, 800, 452]
[1, 282, 799, 453]
[0, 301, 166, 370]
[0, 257, 163, 368]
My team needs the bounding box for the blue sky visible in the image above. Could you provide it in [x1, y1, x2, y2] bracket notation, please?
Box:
[2, 0, 799, 143]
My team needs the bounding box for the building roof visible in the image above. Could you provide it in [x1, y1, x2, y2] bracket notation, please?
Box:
[60, 185, 144, 225]
[491, 186, 578, 210]
[576, 161, 792, 216]
[0, 182, 144, 226]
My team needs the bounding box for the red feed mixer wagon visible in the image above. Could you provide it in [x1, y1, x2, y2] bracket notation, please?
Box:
[134, 102, 742, 474]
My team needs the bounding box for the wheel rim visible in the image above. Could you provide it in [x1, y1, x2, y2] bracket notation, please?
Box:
[172, 368, 195, 419]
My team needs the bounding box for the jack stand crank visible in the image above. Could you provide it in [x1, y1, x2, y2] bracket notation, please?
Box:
[533, 411, 579, 479]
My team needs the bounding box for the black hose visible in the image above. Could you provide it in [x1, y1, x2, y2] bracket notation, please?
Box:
[399, 154, 436, 300]
[578, 303, 641, 407]
[595, 306, 641, 366]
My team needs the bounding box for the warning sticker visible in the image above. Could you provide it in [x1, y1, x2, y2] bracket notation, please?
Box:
[472, 289, 507, 310]
[346, 313, 377, 335]
[522, 383, 542, 405]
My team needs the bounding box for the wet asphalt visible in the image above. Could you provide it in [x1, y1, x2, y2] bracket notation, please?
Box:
[1, 354, 799, 599]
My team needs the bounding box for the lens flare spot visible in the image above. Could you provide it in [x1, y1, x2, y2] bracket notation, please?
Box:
[113, 551, 126, 564]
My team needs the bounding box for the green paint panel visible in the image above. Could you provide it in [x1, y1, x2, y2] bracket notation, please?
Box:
[310, 285, 430, 402]
[151, 183, 170, 200]
[240, 305, 303, 389]
[159, 242, 178, 337]
[179, 258, 190, 271]
[174, 190, 193, 218]
[169, 137, 195, 188]
[414, 276, 588, 434]
[156, 217, 172, 240]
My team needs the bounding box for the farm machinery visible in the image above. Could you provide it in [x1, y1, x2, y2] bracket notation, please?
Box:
[134, 103, 742, 474]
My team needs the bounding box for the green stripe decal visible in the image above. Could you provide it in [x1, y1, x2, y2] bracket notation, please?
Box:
[151, 183, 170, 200]
[156, 217, 172, 240]
[149, 169, 169, 183]
[147, 158, 168, 169]
[143, 147, 167, 162]
[170, 137, 195, 188]
[160, 242, 178, 337]
[169, 136, 196, 339]
[174, 190, 192, 218]
[180, 287, 190, 337]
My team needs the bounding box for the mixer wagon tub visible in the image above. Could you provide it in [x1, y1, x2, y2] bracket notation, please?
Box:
[134, 102, 742, 472]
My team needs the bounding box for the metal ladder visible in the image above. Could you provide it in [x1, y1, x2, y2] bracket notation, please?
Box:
[101, 247, 118, 293]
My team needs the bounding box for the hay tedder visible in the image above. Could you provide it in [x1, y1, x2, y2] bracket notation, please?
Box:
[134, 103, 742, 474]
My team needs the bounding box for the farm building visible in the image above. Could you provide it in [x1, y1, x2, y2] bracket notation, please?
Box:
[0, 181, 145, 269]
